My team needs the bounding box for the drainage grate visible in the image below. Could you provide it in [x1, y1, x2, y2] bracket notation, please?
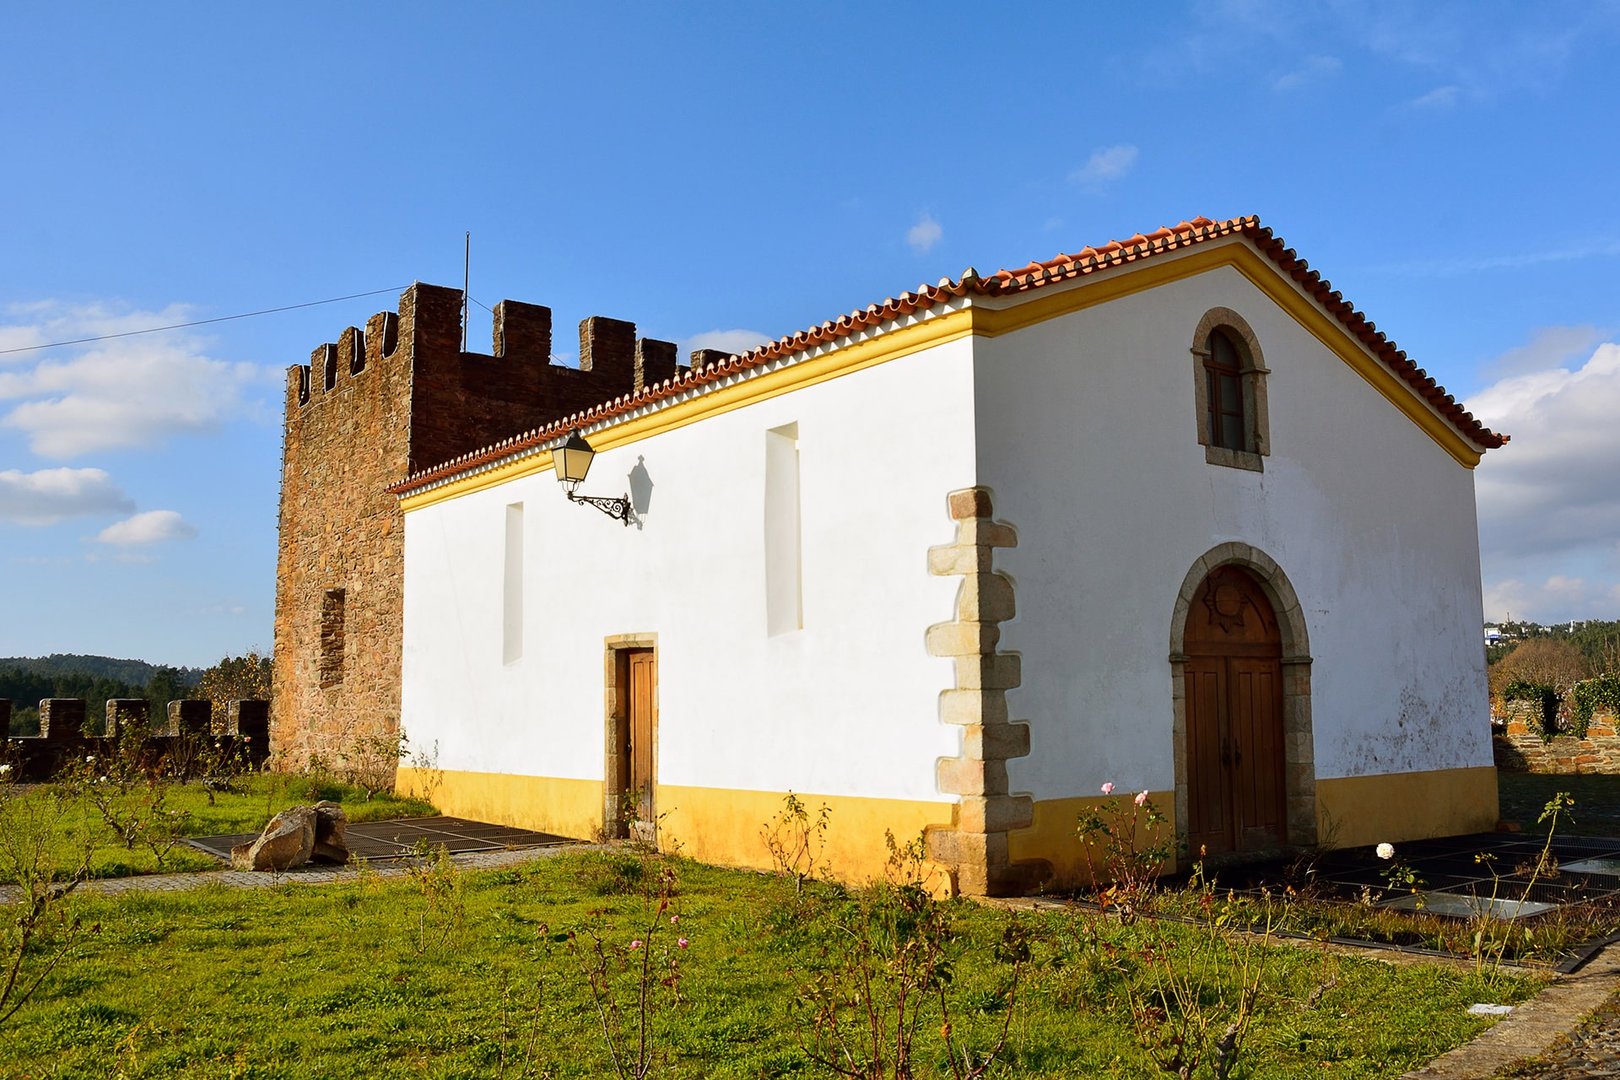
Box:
[186, 816, 582, 863]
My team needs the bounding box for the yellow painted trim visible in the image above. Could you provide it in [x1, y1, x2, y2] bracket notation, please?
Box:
[397, 768, 957, 885]
[400, 239, 1481, 511]
[395, 767, 605, 843]
[657, 784, 955, 885]
[1315, 766, 1499, 850]
[398, 449, 557, 512]
[1222, 246, 1483, 468]
[1008, 791, 1178, 889]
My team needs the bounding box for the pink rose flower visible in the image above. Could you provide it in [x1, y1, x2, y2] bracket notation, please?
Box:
[1134, 791, 1149, 807]
[1100, 782, 1115, 795]
[677, 938, 689, 949]
[629, 940, 642, 950]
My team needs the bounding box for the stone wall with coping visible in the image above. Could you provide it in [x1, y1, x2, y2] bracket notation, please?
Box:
[0, 697, 270, 782]
[1494, 703, 1620, 773]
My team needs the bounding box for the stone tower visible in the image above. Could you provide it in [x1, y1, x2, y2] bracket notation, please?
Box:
[273, 283, 679, 764]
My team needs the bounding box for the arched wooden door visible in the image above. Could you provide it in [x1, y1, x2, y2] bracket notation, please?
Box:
[1183, 566, 1286, 858]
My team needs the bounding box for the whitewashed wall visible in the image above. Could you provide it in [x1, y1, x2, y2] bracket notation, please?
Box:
[401, 341, 975, 804]
[974, 253, 1491, 801]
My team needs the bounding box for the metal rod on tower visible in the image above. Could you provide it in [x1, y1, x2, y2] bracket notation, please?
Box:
[461, 231, 471, 352]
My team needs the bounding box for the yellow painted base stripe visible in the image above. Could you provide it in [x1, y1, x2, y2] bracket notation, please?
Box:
[657, 784, 956, 884]
[395, 767, 605, 843]
[1008, 791, 1178, 890]
[401, 240, 1481, 512]
[1316, 766, 1499, 850]
[396, 768, 957, 884]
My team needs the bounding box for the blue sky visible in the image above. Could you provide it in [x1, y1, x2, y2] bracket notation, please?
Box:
[2, 2, 1618, 666]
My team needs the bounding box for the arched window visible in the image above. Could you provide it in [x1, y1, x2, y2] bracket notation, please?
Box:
[1191, 308, 1270, 471]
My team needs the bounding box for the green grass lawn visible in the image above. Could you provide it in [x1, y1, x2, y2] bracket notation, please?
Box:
[0, 850, 1542, 1079]
[0, 773, 436, 883]
[1498, 771, 1620, 837]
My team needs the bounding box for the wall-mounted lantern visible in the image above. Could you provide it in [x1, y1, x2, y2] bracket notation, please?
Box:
[554, 431, 632, 525]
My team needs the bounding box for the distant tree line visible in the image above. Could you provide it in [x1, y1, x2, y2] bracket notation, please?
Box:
[2, 652, 269, 737]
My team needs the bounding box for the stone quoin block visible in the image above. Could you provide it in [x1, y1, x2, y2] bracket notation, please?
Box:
[169, 699, 212, 736]
[39, 698, 86, 740]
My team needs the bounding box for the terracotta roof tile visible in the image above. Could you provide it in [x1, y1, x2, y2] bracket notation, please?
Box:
[390, 215, 1504, 496]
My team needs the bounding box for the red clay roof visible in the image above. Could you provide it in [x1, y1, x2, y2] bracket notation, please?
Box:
[391, 214, 1505, 496]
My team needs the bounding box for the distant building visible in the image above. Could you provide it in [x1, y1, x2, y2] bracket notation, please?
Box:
[278, 216, 1508, 894]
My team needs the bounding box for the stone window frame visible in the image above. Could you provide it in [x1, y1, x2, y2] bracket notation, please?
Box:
[1191, 307, 1270, 473]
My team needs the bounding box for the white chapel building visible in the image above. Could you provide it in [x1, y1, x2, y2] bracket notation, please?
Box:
[387, 215, 1506, 894]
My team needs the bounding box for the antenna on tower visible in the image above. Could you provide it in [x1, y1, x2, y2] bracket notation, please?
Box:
[461, 231, 471, 353]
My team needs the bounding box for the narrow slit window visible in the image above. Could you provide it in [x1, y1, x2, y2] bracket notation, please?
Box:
[1205, 329, 1246, 451]
[765, 423, 803, 635]
[504, 503, 523, 664]
[319, 588, 345, 688]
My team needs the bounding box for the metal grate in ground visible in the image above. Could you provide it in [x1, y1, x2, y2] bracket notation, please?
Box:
[186, 816, 582, 863]
[1207, 832, 1620, 920]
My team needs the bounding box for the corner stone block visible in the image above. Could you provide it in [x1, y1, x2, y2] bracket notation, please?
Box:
[39, 698, 86, 740]
[169, 699, 213, 737]
[954, 519, 1017, 549]
[928, 543, 991, 577]
[938, 688, 1008, 728]
[948, 488, 994, 521]
[925, 621, 1000, 658]
[961, 721, 1031, 762]
[937, 756, 1009, 797]
[957, 573, 1016, 624]
[956, 794, 1035, 833]
[953, 653, 1021, 691]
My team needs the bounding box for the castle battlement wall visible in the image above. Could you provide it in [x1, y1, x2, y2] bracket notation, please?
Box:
[274, 281, 681, 765]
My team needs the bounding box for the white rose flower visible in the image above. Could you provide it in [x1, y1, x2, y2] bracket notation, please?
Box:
[1376, 842, 1395, 860]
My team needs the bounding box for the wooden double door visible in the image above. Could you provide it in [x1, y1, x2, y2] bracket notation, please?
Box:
[1183, 566, 1287, 858]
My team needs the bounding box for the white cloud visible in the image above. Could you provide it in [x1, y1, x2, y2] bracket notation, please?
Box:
[1480, 325, 1604, 382]
[681, 329, 774, 359]
[1408, 84, 1461, 110]
[906, 214, 943, 254]
[1272, 54, 1342, 91]
[1471, 339, 1620, 619]
[1069, 145, 1139, 190]
[0, 467, 134, 526]
[94, 509, 197, 546]
[0, 302, 278, 459]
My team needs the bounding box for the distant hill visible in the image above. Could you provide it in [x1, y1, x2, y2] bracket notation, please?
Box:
[0, 653, 202, 687]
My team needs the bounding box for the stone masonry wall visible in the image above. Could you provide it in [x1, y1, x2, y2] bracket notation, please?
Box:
[1494, 703, 1620, 773]
[274, 283, 681, 766]
[1, 697, 270, 782]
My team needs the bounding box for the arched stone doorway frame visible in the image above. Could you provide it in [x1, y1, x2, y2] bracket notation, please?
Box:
[1169, 543, 1316, 857]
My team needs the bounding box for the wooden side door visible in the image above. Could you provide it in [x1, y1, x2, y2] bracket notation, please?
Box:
[627, 649, 657, 827]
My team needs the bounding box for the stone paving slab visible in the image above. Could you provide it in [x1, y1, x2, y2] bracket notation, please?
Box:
[1403, 947, 1620, 1078]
